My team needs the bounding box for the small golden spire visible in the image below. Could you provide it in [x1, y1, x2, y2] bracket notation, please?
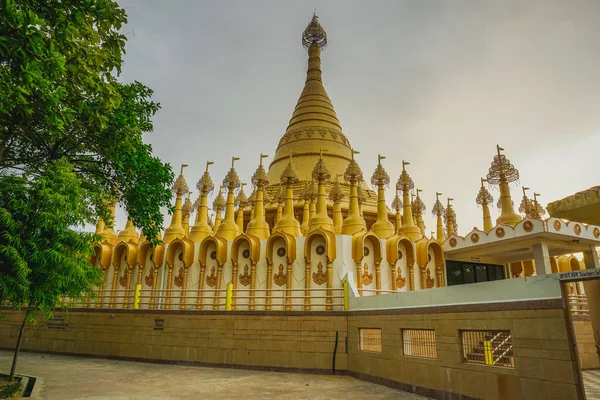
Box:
[396, 160, 421, 241]
[432, 192, 445, 242]
[190, 162, 214, 242]
[445, 198, 457, 237]
[487, 145, 521, 226]
[329, 174, 345, 234]
[274, 153, 301, 236]
[246, 154, 270, 239]
[217, 157, 242, 241]
[308, 148, 334, 233]
[412, 189, 426, 235]
[163, 163, 189, 244]
[476, 178, 493, 232]
[342, 149, 366, 235]
[212, 185, 225, 232]
[118, 218, 139, 244]
[370, 154, 394, 239]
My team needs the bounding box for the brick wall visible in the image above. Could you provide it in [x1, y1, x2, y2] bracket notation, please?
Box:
[573, 317, 600, 370]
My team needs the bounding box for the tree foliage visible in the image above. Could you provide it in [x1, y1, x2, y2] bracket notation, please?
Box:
[0, 0, 174, 241]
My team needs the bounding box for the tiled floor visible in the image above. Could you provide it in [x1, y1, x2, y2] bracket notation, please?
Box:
[0, 351, 427, 400]
[584, 370, 600, 400]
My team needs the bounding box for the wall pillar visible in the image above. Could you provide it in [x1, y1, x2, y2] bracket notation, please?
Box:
[179, 266, 189, 310]
[532, 243, 552, 275]
[304, 261, 311, 311]
[326, 260, 333, 311]
[196, 264, 206, 310]
[165, 266, 173, 309]
[355, 261, 363, 296]
[375, 262, 381, 295]
[249, 262, 256, 311]
[266, 262, 272, 310]
[583, 246, 600, 364]
[231, 262, 238, 311]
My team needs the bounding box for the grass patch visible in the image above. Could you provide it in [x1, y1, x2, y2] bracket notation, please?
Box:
[0, 376, 24, 399]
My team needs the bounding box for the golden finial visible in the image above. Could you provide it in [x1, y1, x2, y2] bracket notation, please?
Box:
[223, 157, 241, 189]
[205, 161, 214, 172]
[436, 192, 442, 201]
[371, 154, 390, 187]
[432, 192, 445, 217]
[402, 160, 409, 171]
[476, 178, 493, 206]
[180, 163, 188, 175]
[397, 161, 414, 191]
[197, 161, 214, 194]
[259, 153, 268, 166]
[231, 156, 240, 168]
[302, 13, 327, 49]
[172, 163, 189, 195]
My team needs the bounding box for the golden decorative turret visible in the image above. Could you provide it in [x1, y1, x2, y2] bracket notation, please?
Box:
[246, 154, 271, 239]
[487, 145, 521, 226]
[216, 157, 242, 241]
[444, 198, 457, 237]
[118, 218, 139, 244]
[273, 154, 302, 237]
[97, 201, 117, 245]
[308, 148, 334, 233]
[163, 164, 189, 244]
[370, 154, 394, 239]
[181, 193, 193, 235]
[412, 189, 426, 236]
[266, 14, 353, 183]
[190, 161, 215, 243]
[300, 181, 311, 234]
[342, 149, 366, 234]
[212, 186, 225, 232]
[476, 178, 494, 232]
[274, 185, 285, 225]
[396, 161, 422, 241]
[432, 192, 445, 242]
[235, 183, 248, 232]
[357, 182, 368, 217]
[329, 175, 345, 234]
[532, 193, 546, 219]
[391, 190, 403, 232]
[306, 179, 317, 221]
[519, 187, 546, 219]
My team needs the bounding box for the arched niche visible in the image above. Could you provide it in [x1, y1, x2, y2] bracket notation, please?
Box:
[136, 241, 165, 309]
[231, 234, 261, 310]
[416, 239, 445, 289]
[523, 259, 535, 276]
[510, 261, 523, 278]
[109, 241, 138, 308]
[304, 228, 336, 310]
[386, 235, 415, 292]
[198, 235, 227, 310]
[266, 232, 296, 310]
[352, 231, 382, 295]
[549, 256, 558, 274]
[165, 238, 194, 309]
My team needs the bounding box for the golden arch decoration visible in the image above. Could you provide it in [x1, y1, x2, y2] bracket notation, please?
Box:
[549, 256, 558, 274]
[304, 228, 336, 263]
[266, 231, 296, 265]
[385, 234, 415, 291]
[91, 243, 113, 270]
[137, 241, 165, 269]
[165, 238, 194, 268]
[416, 238, 445, 289]
[385, 235, 415, 267]
[230, 233, 261, 310]
[231, 234, 261, 265]
[111, 241, 138, 269]
[198, 235, 227, 267]
[352, 231, 382, 264]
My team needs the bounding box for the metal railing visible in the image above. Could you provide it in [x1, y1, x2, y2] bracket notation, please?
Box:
[568, 294, 589, 316]
[461, 330, 514, 368]
[402, 329, 437, 359]
[66, 284, 347, 312]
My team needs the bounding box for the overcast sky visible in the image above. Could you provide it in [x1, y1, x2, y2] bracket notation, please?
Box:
[115, 0, 600, 236]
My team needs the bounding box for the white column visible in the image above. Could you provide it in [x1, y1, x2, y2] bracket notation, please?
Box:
[532, 243, 552, 275]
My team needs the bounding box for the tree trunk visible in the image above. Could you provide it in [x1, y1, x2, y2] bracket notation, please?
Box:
[9, 311, 28, 382]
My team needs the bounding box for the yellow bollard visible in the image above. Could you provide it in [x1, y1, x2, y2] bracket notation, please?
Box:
[225, 283, 233, 311]
[484, 340, 493, 365]
[343, 281, 349, 311]
[133, 284, 141, 310]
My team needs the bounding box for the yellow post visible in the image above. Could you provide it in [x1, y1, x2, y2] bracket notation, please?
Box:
[343, 281, 349, 311]
[225, 283, 233, 311]
[133, 284, 141, 309]
[484, 340, 493, 365]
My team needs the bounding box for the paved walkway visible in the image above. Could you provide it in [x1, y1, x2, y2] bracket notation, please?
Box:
[0, 351, 426, 400]
[585, 370, 600, 400]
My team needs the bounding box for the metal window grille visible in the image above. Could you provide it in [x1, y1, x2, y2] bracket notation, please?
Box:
[359, 328, 382, 353]
[461, 330, 514, 368]
[402, 329, 437, 359]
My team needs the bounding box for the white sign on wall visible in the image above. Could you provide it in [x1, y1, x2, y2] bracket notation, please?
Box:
[558, 268, 600, 281]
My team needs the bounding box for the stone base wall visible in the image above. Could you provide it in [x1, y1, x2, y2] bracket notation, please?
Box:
[0, 310, 348, 372]
[0, 300, 586, 400]
[573, 317, 600, 370]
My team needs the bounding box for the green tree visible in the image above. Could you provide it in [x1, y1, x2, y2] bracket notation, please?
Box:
[0, 0, 174, 240]
[0, 159, 104, 381]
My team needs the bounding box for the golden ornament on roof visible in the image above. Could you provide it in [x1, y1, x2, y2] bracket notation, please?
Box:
[476, 178, 493, 206]
[212, 186, 225, 209]
[396, 161, 414, 191]
[235, 183, 248, 208]
[329, 176, 345, 202]
[370, 154, 390, 187]
[182, 192, 193, 216]
[251, 154, 269, 188]
[196, 161, 215, 194]
[172, 164, 189, 196]
[391, 192, 403, 211]
[312, 149, 331, 182]
[222, 157, 241, 189]
[432, 198, 445, 217]
[411, 191, 426, 215]
[486, 146, 519, 185]
[302, 13, 327, 49]
[280, 154, 299, 186]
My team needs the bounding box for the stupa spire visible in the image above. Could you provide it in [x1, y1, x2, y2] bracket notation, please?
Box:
[370, 154, 394, 239]
[163, 164, 189, 244]
[396, 161, 422, 241]
[274, 153, 302, 237]
[432, 192, 445, 242]
[412, 189, 426, 235]
[308, 147, 334, 233]
[487, 145, 521, 226]
[181, 192, 193, 235]
[235, 183, 248, 232]
[476, 178, 494, 233]
[246, 154, 271, 239]
[190, 161, 215, 243]
[212, 186, 225, 232]
[391, 190, 403, 232]
[266, 13, 354, 183]
[217, 157, 242, 241]
[342, 149, 366, 234]
[329, 174, 345, 234]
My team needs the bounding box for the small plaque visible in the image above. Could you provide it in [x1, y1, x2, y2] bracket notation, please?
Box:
[154, 318, 165, 331]
[47, 315, 68, 330]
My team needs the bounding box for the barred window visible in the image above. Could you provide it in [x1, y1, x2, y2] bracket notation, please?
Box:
[402, 329, 437, 359]
[359, 328, 382, 353]
[461, 330, 514, 368]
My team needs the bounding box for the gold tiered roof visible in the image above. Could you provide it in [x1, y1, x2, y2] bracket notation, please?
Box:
[266, 14, 353, 184]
